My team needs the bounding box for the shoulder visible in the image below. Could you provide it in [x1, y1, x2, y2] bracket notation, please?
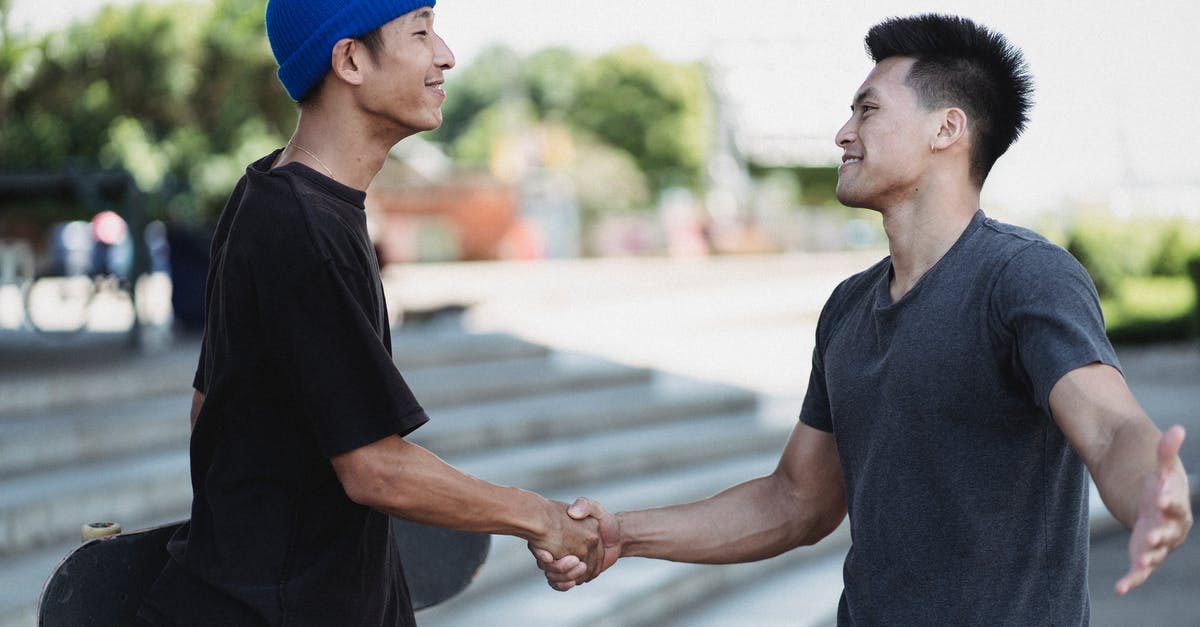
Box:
[234, 167, 364, 266]
[987, 220, 1083, 276]
[967, 215, 1083, 281]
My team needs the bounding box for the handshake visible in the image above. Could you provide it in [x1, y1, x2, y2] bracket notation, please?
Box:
[529, 498, 619, 590]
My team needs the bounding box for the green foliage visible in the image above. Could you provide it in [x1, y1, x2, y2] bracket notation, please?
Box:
[566, 46, 711, 192]
[1065, 212, 1200, 299]
[431, 44, 524, 149]
[1102, 277, 1197, 344]
[432, 42, 712, 227]
[0, 0, 294, 223]
[748, 164, 840, 208]
[1067, 211, 1200, 343]
[523, 47, 584, 120]
[3, 4, 714, 228]
[566, 134, 652, 228]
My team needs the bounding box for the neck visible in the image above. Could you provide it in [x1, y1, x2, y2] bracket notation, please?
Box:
[880, 182, 980, 302]
[277, 104, 412, 191]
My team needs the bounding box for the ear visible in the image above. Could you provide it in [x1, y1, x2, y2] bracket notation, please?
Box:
[329, 38, 367, 87]
[932, 107, 968, 152]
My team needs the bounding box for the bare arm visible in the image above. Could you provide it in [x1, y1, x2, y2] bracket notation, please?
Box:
[190, 389, 204, 431]
[539, 422, 846, 589]
[619, 422, 846, 563]
[331, 434, 602, 578]
[1048, 363, 1192, 594]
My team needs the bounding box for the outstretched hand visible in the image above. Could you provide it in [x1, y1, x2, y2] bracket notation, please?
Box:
[532, 497, 622, 591]
[1116, 425, 1192, 595]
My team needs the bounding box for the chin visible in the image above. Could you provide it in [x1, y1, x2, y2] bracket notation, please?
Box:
[835, 191, 882, 213]
[835, 187, 865, 209]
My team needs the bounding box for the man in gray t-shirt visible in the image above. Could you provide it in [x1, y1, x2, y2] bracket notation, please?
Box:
[538, 13, 1192, 624]
[800, 211, 1117, 623]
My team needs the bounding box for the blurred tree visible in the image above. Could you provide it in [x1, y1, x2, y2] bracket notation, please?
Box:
[437, 44, 712, 210]
[566, 46, 712, 193]
[522, 47, 584, 121]
[0, 0, 294, 224]
[431, 43, 523, 149]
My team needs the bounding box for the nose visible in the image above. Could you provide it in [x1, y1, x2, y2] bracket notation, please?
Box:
[435, 33, 455, 70]
[834, 116, 856, 148]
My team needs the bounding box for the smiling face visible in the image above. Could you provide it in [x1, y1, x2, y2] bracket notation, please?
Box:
[356, 7, 455, 138]
[834, 57, 942, 211]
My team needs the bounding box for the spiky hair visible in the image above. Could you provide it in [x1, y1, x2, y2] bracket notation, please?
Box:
[866, 14, 1034, 185]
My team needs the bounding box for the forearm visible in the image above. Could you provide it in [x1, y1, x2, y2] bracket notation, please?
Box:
[619, 473, 843, 564]
[1090, 417, 1171, 528]
[337, 436, 552, 541]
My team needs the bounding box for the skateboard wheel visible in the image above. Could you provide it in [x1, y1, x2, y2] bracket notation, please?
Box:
[81, 521, 122, 541]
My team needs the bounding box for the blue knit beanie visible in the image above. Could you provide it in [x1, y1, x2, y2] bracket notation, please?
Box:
[266, 0, 436, 101]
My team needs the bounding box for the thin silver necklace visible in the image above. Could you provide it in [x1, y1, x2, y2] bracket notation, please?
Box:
[289, 141, 335, 178]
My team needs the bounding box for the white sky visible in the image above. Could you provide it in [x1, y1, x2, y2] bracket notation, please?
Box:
[8, 0, 1200, 217]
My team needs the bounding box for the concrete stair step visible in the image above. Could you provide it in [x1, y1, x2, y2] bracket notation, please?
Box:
[0, 348, 196, 418]
[0, 450, 190, 557]
[0, 352, 648, 478]
[412, 374, 759, 456]
[451, 411, 788, 493]
[0, 331, 550, 417]
[0, 393, 191, 479]
[0, 406, 780, 558]
[404, 351, 652, 410]
[391, 329, 550, 369]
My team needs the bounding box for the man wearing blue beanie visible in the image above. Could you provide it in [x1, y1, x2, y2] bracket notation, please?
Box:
[139, 2, 604, 625]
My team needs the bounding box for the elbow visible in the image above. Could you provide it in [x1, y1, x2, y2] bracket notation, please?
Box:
[801, 504, 847, 546]
[332, 450, 396, 511]
[340, 474, 381, 509]
[771, 473, 847, 548]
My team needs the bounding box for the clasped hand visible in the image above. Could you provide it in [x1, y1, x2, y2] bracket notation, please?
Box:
[525, 499, 608, 587]
[531, 497, 621, 590]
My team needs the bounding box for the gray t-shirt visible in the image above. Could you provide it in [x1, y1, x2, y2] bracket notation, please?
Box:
[801, 210, 1119, 625]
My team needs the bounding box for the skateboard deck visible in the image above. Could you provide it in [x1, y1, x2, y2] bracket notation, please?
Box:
[38, 517, 489, 626]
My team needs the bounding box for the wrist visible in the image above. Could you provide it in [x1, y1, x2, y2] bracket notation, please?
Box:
[615, 511, 639, 557]
[512, 489, 554, 542]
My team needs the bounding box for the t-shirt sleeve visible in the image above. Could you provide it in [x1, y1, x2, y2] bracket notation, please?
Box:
[192, 336, 207, 393]
[799, 342, 833, 432]
[265, 258, 429, 459]
[799, 288, 843, 433]
[994, 242, 1120, 414]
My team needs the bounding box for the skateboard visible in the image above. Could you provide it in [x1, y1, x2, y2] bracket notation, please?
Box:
[38, 517, 490, 626]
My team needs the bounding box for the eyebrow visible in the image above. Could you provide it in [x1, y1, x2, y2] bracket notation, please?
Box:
[853, 87, 879, 107]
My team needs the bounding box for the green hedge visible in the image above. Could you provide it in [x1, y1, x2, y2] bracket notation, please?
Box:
[1102, 276, 1197, 344]
[1067, 216, 1200, 299]
[1066, 213, 1200, 344]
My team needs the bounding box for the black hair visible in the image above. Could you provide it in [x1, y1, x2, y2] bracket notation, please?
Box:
[865, 14, 1034, 185]
[298, 26, 386, 105]
[357, 26, 387, 63]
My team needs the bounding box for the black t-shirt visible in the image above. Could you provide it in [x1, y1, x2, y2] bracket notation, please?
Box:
[141, 151, 429, 626]
[801, 211, 1118, 624]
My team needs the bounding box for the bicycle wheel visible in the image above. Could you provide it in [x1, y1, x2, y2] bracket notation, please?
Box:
[24, 275, 96, 334]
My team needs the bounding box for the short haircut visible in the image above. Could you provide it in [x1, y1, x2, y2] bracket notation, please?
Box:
[865, 14, 1034, 186]
[357, 27, 386, 64]
[298, 26, 386, 105]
